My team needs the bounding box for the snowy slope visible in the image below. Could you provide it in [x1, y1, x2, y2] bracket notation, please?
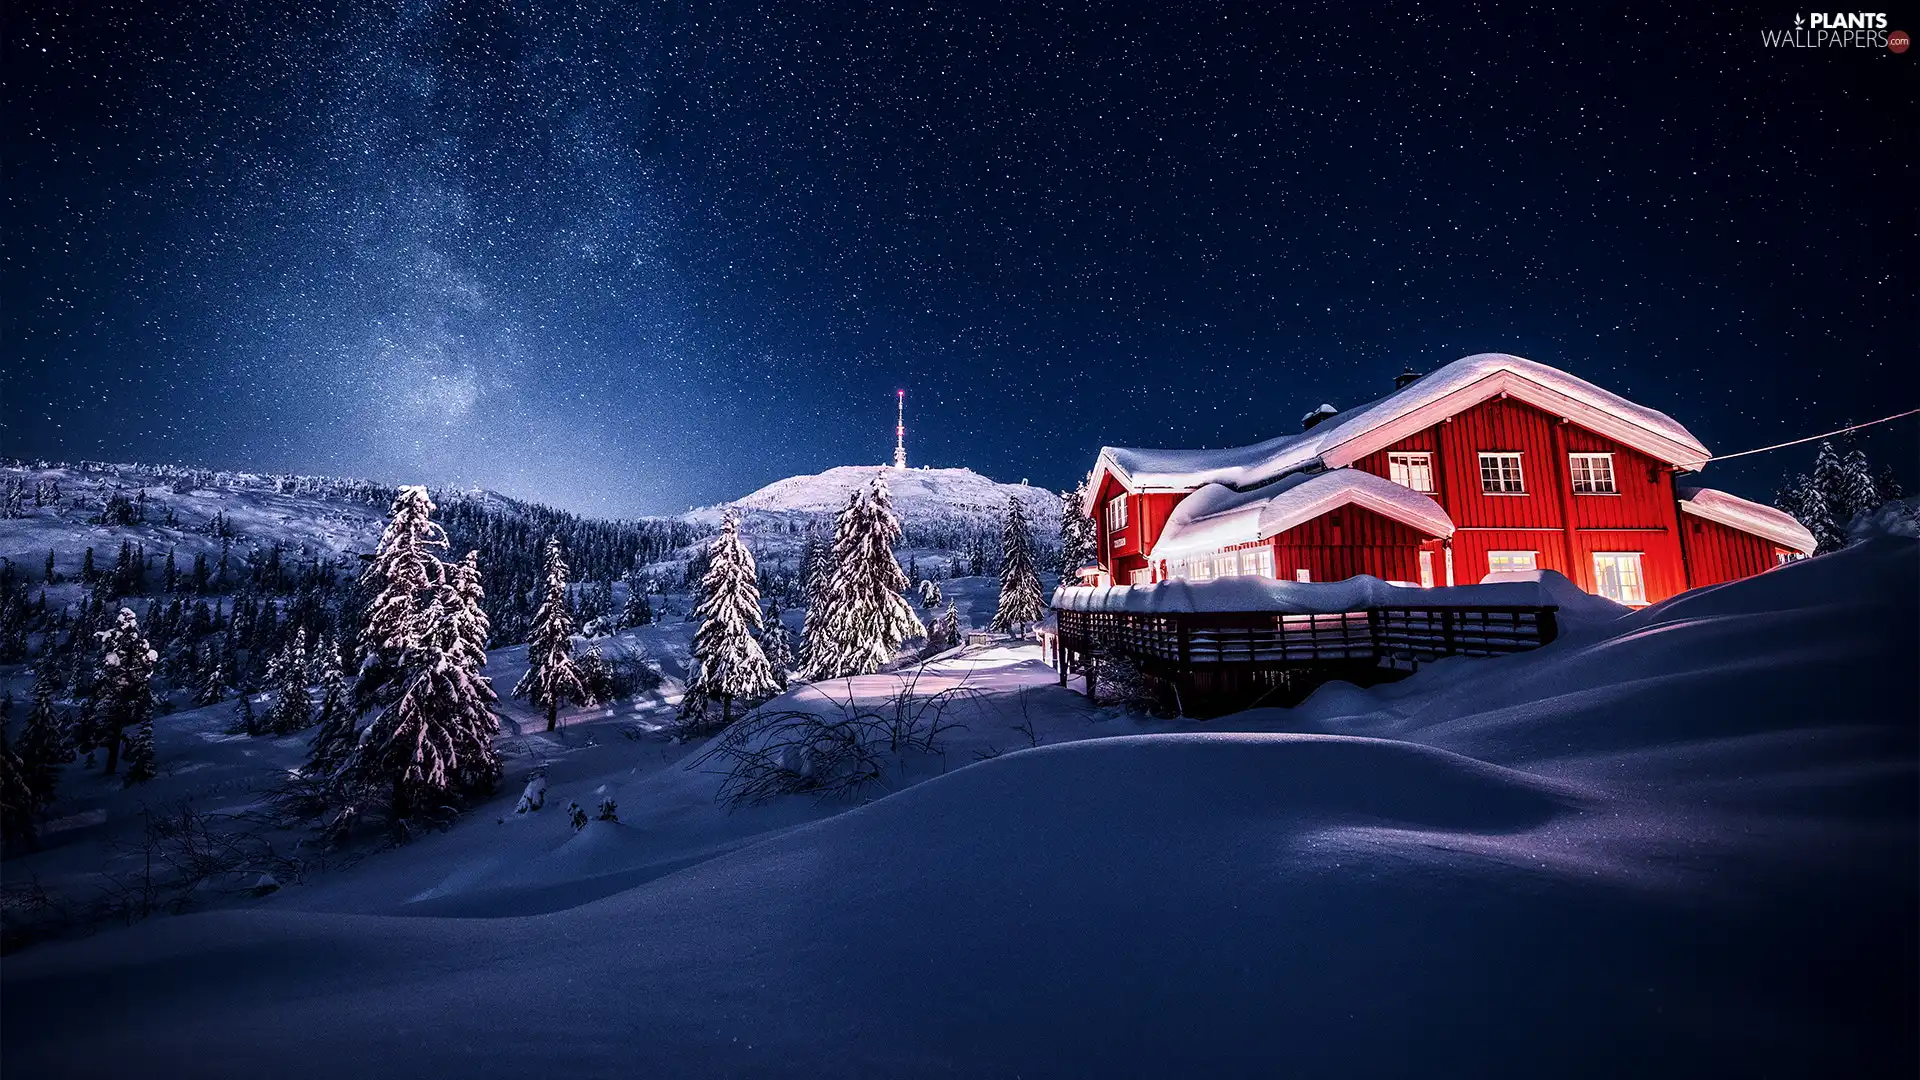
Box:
[2, 524, 1913, 1076]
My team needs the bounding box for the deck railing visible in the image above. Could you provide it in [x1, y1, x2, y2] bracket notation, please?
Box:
[1054, 604, 1558, 673]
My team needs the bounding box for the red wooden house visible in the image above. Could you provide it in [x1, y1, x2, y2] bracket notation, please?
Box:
[1076, 354, 1814, 606]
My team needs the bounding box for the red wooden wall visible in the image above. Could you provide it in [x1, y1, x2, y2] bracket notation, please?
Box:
[1349, 396, 1688, 601]
[1264, 504, 1430, 583]
[1679, 512, 1791, 587]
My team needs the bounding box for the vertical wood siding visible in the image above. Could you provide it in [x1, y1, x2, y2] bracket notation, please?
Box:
[1679, 513, 1789, 587]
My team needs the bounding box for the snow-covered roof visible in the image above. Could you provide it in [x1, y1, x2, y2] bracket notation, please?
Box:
[1051, 569, 1624, 620]
[1084, 353, 1711, 512]
[1149, 469, 1454, 562]
[1678, 486, 1817, 555]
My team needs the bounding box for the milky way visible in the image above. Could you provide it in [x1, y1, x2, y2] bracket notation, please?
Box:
[4, 2, 1914, 516]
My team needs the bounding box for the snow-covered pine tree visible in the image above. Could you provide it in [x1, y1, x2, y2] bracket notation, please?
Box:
[309, 651, 353, 777]
[805, 477, 924, 679]
[516, 537, 584, 732]
[339, 588, 501, 825]
[760, 599, 795, 689]
[195, 653, 228, 706]
[1059, 475, 1098, 580]
[799, 504, 850, 674]
[92, 607, 157, 775]
[121, 715, 156, 786]
[684, 512, 780, 729]
[265, 629, 312, 735]
[355, 486, 449, 714]
[620, 575, 653, 628]
[1837, 444, 1882, 521]
[936, 601, 961, 650]
[991, 495, 1047, 633]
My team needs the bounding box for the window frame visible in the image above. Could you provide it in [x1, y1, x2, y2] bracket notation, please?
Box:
[1591, 551, 1648, 606]
[1485, 550, 1539, 574]
[1104, 495, 1129, 532]
[1477, 452, 1527, 495]
[1568, 452, 1618, 495]
[1387, 451, 1436, 494]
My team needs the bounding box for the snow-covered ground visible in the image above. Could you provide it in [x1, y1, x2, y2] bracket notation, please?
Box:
[3, 528, 1914, 1076]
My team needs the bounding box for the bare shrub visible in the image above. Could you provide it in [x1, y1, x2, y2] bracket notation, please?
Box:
[1090, 649, 1179, 717]
[689, 673, 980, 808]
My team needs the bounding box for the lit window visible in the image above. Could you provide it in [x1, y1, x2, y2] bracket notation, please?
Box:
[1213, 552, 1238, 579]
[1775, 551, 1804, 566]
[1486, 550, 1538, 574]
[1252, 547, 1275, 578]
[1418, 549, 1435, 588]
[1294, 569, 1312, 583]
[1128, 568, 1151, 585]
[1104, 496, 1129, 532]
[1387, 452, 1435, 493]
[1569, 453, 1617, 494]
[1592, 552, 1647, 605]
[1478, 453, 1525, 494]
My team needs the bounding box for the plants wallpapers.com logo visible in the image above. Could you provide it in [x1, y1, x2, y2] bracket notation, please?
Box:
[1760, 12, 1910, 48]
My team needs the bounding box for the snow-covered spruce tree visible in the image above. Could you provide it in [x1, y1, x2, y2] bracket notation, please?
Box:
[93, 607, 157, 775]
[936, 601, 961, 650]
[355, 486, 449, 715]
[516, 537, 585, 732]
[683, 512, 780, 730]
[1782, 439, 1889, 554]
[308, 653, 354, 779]
[194, 655, 228, 706]
[620, 575, 653, 628]
[341, 587, 502, 826]
[798, 506, 849, 675]
[804, 478, 924, 679]
[265, 629, 312, 735]
[991, 495, 1047, 633]
[760, 598, 795, 689]
[1059, 475, 1098, 580]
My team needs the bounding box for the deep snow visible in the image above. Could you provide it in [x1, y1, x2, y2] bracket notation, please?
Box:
[2, 535, 1915, 1078]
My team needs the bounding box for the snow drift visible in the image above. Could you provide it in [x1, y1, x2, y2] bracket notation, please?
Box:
[3, 534, 1914, 1078]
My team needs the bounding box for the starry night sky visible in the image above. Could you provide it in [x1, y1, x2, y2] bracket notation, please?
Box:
[4, 2, 1914, 517]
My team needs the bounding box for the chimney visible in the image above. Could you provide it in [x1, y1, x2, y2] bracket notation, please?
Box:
[1394, 367, 1423, 390]
[1300, 403, 1339, 432]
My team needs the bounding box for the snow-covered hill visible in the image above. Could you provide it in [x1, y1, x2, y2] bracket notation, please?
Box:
[2, 503, 1913, 1077]
[684, 465, 1061, 557]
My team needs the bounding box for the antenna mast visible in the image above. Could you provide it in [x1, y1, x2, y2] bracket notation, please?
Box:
[893, 389, 908, 469]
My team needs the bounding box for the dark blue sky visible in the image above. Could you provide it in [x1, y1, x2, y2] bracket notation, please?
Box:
[4, 2, 1914, 517]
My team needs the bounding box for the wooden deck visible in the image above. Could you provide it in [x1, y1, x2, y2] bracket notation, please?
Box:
[1052, 603, 1559, 715]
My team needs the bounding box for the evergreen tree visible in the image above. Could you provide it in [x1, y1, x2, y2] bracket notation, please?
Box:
[798, 517, 841, 673]
[516, 537, 584, 732]
[804, 478, 924, 679]
[92, 607, 157, 775]
[620, 576, 653, 627]
[684, 513, 780, 728]
[1783, 439, 1891, 553]
[306, 662, 358, 784]
[917, 578, 942, 610]
[356, 487, 448, 714]
[234, 691, 259, 736]
[1059, 475, 1098, 580]
[265, 629, 312, 735]
[0, 724, 36, 848]
[17, 673, 72, 811]
[121, 715, 156, 786]
[991, 495, 1047, 633]
[939, 600, 961, 646]
[760, 598, 795, 688]
[343, 586, 501, 823]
